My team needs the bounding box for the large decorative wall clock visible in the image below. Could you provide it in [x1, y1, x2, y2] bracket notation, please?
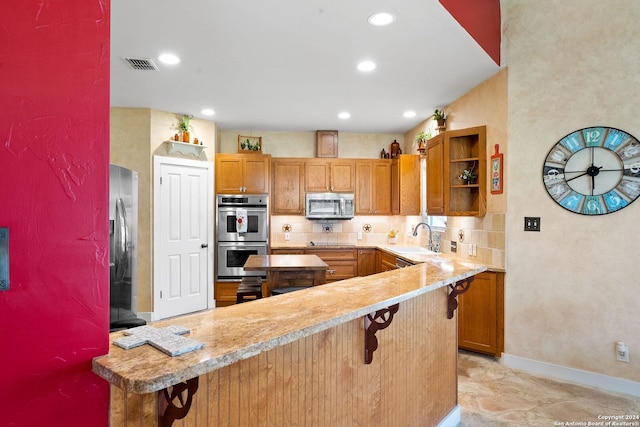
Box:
[543, 126, 640, 215]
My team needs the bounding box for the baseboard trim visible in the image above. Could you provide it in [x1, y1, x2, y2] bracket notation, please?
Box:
[437, 405, 461, 427]
[502, 353, 640, 397]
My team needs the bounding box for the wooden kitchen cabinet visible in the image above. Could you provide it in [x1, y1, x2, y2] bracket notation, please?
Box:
[305, 159, 355, 193]
[376, 249, 397, 273]
[271, 158, 305, 215]
[355, 160, 391, 215]
[306, 248, 358, 282]
[215, 281, 238, 307]
[426, 134, 445, 215]
[426, 126, 486, 216]
[357, 248, 376, 276]
[316, 130, 338, 158]
[270, 248, 305, 255]
[391, 154, 420, 215]
[215, 153, 270, 194]
[458, 271, 504, 356]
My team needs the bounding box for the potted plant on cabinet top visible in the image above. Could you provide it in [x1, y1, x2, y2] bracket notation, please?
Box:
[177, 114, 193, 143]
[433, 109, 446, 127]
[414, 131, 431, 154]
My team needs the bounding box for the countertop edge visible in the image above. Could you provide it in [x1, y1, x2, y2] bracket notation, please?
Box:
[93, 261, 487, 394]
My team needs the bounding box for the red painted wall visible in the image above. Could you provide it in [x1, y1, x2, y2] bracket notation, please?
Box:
[440, 0, 501, 65]
[0, 1, 110, 425]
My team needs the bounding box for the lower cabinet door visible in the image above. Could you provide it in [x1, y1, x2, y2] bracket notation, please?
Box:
[457, 272, 504, 356]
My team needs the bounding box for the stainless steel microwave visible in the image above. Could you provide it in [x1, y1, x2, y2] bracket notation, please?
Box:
[305, 193, 354, 220]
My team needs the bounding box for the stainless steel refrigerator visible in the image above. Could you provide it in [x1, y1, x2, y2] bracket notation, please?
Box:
[109, 164, 145, 331]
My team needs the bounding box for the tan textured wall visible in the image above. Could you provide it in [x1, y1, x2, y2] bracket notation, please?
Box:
[404, 69, 508, 269]
[111, 108, 217, 313]
[110, 108, 153, 312]
[504, 0, 639, 380]
[219, 130, 405, 159]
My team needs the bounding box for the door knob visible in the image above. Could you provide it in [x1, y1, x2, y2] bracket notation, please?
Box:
[201, 243, 208, 248]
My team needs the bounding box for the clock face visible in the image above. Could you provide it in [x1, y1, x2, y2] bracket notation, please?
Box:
[543, 127, 640, 215]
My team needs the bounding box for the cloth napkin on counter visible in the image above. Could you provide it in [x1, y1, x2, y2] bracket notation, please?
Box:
[236, 208, 248, 233]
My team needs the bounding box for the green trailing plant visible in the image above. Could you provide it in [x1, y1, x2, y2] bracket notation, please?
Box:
[433, 109, 446, 121]
[415, 131, 431, 144]
[240, 138, 261, 151]
[177, 114, 193, 132]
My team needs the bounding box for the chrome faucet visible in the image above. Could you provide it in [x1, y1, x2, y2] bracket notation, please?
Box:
[413, 222, 435, 251]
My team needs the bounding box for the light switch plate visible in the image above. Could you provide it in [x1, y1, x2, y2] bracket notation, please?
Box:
[450, 241, 457, 253]
[0, 228, 9, 291]
[524, 217, 541, 231]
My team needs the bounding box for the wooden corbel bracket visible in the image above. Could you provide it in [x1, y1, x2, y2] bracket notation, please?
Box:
[364, 303, 400, 364]
[447, 277, 474, 319]
[158, 377, 199, 427]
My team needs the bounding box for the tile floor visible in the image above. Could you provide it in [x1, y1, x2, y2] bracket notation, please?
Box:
[458, 350, 639, 426]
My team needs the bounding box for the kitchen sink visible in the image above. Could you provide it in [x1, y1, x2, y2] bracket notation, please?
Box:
[383, 246, 439, 255]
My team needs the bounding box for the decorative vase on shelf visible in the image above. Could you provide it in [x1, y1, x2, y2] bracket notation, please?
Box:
[182, 131, 191, 143]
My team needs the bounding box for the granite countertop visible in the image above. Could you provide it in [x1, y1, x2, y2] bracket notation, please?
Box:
[92, 257, 487, 394]
[272, 243, 505, 272]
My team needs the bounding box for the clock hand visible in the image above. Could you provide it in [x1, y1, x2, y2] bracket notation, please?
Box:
[565, 171, 588, 182]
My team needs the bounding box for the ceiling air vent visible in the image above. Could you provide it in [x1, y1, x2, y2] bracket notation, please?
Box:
[122, 57, 159, 71]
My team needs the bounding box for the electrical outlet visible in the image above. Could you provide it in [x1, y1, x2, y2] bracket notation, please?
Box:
[617, 342, 630, 362]
[357, 232, 363, 240]
[450, 241, 457, 253]
[524, 217, 541, 231]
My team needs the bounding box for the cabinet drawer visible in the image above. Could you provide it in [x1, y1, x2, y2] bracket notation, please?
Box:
[306, 248, 357, 261]
[325, 260, 357, 281]
[271, 248, 305, 254]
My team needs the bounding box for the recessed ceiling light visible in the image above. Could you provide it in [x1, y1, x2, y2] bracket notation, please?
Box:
[201, 108, 215, 116]
[158, 53, 180, 65]
[338, 112, 351, 119]
[357, 61, 376, 72]
[368, 12, 395, 26]
[403, 111, 417, 118]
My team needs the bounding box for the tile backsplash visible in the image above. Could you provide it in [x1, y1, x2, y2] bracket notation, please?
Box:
[271, 213, 505, 269]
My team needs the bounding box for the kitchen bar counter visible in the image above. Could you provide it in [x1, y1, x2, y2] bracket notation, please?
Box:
[93, 257, 486, 426]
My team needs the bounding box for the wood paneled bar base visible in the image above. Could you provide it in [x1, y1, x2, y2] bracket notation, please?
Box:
[94, 257, 486, 426]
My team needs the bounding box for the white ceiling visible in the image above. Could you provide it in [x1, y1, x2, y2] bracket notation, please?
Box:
[111, 0, 500, 134]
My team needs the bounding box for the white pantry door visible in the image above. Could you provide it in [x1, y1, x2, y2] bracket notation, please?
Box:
[154, 156, 214, 319]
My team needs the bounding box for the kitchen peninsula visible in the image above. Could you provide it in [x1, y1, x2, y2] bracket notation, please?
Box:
[93, 257, 486, 426]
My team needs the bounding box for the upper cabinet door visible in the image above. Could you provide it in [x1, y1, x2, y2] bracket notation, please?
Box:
[215, 155, 245, 194]
[305, 159, 330, 192]
[316, 130, 338, 158]
[243, 155, 270, 194]
[215, 154, 270, 194]
[329, 160, 355, 192]
[391, 155, 420, 215]
[272, 159, 305, 215]
[426, 135, 445, 215]
[355, 160, 391, 215]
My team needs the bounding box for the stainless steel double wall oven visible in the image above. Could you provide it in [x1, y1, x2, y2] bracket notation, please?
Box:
[216, 194, 268, 280]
